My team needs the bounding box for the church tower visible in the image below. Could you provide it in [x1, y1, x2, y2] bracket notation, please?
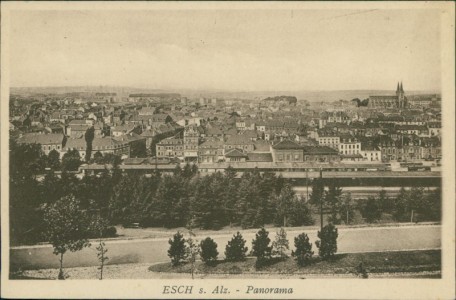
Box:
[396, 81, 405, 108]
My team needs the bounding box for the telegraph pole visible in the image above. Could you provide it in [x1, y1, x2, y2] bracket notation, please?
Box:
[306, 168, 309, 200]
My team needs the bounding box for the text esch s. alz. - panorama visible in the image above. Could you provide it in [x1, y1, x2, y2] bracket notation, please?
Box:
[163, 285, 294, 295]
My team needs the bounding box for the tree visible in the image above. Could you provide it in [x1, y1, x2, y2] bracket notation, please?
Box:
[92, 215, 109, 280]
[315, 224, 338, 260]
[43, 195, 91, 279]
[102, 153, 122, 167]
[393, 187, 410, 222]
[292, 233, 314, 266]
[109, 173, 151, 226]
[93, 151, 103, 164]
[251, 227, 272, 267]
[225, 232, 248, 262]
[325, 183, 343, 224]
[378, 189, 394, 214]
[422, 188, 441, 221]
[200, 237, 218, 265]
[274, 184, 295, 227]
[9, 140, 47, 245]
[185, 230, 200, 279]
[190, 174, 227, 230]
[236, 172, 264, 228]
[153, 174, 190, 228]
[168, 231, 187, 266]
[10, 140, 46, 179]
[47, 149, 61, 170]
[409, 187, 425, 222]
[40, 172, 63, 204]
[85, 126, 95, 162]
[288, 196, 315, 226]
[309, 178, 325, 205]
[182, 163, 197, 179]
[351, 98, 361, 107]
[223, 166, 239, 226]
[60, 171, 81, 199]
[130, 140, 147, 158]
[272, 228, 289, 259]
[338, 192, 355, 225]
[62, 149, 82, 171]
[174, 165, 182, 176]
[361, 196, 382, 223]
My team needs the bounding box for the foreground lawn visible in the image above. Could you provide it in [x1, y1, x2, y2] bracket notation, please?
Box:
[149, 250, 441, 276]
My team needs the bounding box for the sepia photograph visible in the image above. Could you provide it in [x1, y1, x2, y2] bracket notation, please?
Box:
[1, 1, 455, 299]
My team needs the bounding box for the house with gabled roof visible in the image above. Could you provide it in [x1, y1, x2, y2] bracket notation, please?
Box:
[63, 136, 130, 159]
[302, 146, 340, 163]
[225, 148, 248, 162]
[271, 140, 304, 162]
[198, 140, 225, 163]
[17, 133, 65, 155]
[225, 134, 255, 152]
[138, 107, 156, 116]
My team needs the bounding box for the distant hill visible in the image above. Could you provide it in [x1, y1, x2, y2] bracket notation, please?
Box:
[10, 86, 176, 98]
[177, 89, 439, 102]
[262, 96, 297, 104]
[10, 86, 439, 102]
[129, 93, 181, 98]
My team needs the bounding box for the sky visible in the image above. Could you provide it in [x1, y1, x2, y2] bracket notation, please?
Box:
[9, 8, 442, 91]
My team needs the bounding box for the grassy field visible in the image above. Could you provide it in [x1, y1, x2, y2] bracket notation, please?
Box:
[149, 250, 441, 277]
[11, 250, 440, 279]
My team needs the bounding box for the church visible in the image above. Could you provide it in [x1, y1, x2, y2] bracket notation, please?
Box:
[368, 82, 408, 109]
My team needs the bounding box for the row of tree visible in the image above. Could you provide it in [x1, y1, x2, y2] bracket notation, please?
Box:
[10, 140, 441, 247]
[360, 187, 441, 223]
[309, 178, 441, 225]
[168, 225, 339, 271]
[109, 167, 314, 230]
[10, 139, 314, 245]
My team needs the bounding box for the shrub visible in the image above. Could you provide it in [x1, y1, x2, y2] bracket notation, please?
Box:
[87, 226, 117, 239]
[102, 226, 117, 238]
[355, 262, 369, 278]
[168, 231, 187, 266]
[361, 196, 382, 223]
[292, 233, 314, 266]
[272, 228, 289, 259]
[225, 232, 248, 262]
[251, 227, 272, 267]
[315, 224, 338, 260]
[200, 237, 218, 265]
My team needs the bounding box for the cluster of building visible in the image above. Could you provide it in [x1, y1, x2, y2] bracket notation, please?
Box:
[10, 83, 442, 169]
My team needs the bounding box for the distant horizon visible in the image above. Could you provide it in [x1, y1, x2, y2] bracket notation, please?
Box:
[10, 85, 440, 94]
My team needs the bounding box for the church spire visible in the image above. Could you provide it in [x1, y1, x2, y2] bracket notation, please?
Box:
[397, 82, 400, 92]
[400, 82, 404, 92]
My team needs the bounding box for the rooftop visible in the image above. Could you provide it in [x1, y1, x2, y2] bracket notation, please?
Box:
[303, 146, 339, 155]
[225, 148, 248, 157]
[272, 140, 303, 150]
[17, 133, 64, 145]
